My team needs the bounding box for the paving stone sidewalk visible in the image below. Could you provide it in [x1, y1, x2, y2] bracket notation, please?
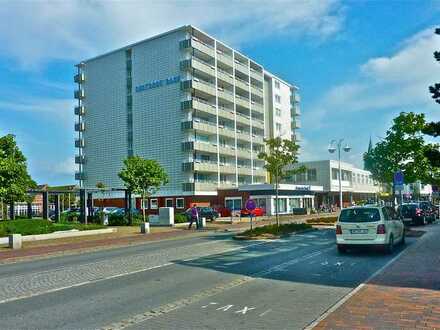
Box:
[314, 224, 440, 330]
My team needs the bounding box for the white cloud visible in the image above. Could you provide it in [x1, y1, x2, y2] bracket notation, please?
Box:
[0, 0, 344, 69]
[303, 26, 440, 129]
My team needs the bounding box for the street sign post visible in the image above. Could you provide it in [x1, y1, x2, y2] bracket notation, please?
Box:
[245, 198, 256, 231]
[393, 171, 404, 206]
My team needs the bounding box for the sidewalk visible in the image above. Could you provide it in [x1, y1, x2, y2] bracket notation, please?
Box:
[314, 224, 440, 330]
[0, 212, 336, 264]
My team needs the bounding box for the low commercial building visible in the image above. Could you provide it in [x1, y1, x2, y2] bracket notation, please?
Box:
[286, 160, 379, 207]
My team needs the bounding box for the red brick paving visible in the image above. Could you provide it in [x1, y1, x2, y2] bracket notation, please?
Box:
[315, 226, 440, 330]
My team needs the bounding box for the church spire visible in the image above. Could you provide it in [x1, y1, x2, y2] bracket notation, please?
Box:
[368, 135, 373, 153]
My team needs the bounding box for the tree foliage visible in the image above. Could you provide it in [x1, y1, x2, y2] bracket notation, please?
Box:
[0, 134, 36, 205]
[118, 156, 168, 222]
[424, 27, 440, 167]
[364, 112, 440, 185]
[258, 137, 305, 225]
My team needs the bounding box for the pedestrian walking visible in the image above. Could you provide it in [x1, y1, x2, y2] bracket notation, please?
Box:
[188, 204, 199, 229]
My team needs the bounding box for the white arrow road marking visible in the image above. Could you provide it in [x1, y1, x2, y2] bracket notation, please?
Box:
[235, 306, 256, 314]
[321, 261, 329, 266]
[335, 262, 343, 267]
[201, 302, 218, 309]
[216, 304, 234, 311]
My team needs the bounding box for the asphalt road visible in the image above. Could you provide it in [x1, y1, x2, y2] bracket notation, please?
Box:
[0, 227, 417, 330]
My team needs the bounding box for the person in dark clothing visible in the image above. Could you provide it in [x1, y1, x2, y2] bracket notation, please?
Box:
[188, 204, 199, 229]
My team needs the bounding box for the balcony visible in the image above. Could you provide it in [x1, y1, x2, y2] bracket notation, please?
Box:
[217, 88, 234, 103]
[234, 60, 249, 75]
[250, 68, 263, 82]
[193, 79, 217, 96]
[75, 172, 85, 181]
[294, 132, 302, 142]
[236, 130, 251, 142]
[217, 52, 233, 67]
[252, 118, 265, 130]
[235, 77, 249, 92]
[251, 85, 264, 98]
[252, 134, 265, 145]
[74, 73, 85, 84]
[74, 138, 84, 148]
[180, 38, 215, 58]
[194, 120, 218, 135]
[237, 166, 253, 176]
[251, 102, 264, 114]
[291, 93, 301, 103]
[74, 122, 85, 132]
[74, 106, 85, 116]
[235, 95, 250, 109]
[74, 89, 85, 100]
[292, 118, 301, 129]
[237, 148, 252, 159]
[194, 162, 219, 173]
[218, 145, 236, 157]
[291, 104, 301, 116]
[218, 126, 236, 139]
[75, 155, 85, 164]
[192, 98, 217, 116]
[254, 168, 267, 177]
[217, 106, 235, 122]
[194, 182, 218, 192]
[217, 68, 233, 85]
[219, 164, 236, 175]
[235, 112, 250, 126]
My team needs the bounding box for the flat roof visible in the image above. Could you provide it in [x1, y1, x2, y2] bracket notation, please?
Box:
[77, 25, 295, 88]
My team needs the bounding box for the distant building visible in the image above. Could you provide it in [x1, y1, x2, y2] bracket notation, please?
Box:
[286, 160, 379, 207]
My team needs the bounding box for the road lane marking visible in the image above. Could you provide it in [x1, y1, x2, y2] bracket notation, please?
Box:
[235, 306, 256, 314]
[101, 247, 334, 330]
[259, 309, 272, 317]
[304, 247, 408, 330]
[216, 304, 234, 311]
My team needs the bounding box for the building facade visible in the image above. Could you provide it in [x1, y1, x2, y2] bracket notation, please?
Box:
[286, 160, 379, 207]
[74, 25, 300, 202]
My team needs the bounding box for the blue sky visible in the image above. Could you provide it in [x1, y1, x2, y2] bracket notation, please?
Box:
[0, 0, 439, 186]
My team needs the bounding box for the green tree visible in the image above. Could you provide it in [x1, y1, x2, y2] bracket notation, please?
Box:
[118, 156, 168, 223]
[423, 27, 440, 167]
[0, 134, 36, 218]
[258, 137, 305, 226]
[364, 112, 440, 186]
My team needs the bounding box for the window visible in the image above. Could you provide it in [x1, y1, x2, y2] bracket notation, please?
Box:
[275, 108, 281, 117]
[274, 80, 280, 89]
[176, 198, 184, 209]
[276, 198, 287, 213]
[165, 198, 173, 208]
[150, 199, 158, 209]
[339, 208, 380, 223]
[276, 123, 282, 133]
[332, 168, 339, 180]
[307, 169, 317, 181]
[275, 95, 281, 103]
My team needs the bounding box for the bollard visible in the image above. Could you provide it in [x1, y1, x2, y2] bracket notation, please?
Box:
[140, 222, 150, 234]
[9, 234, 22, 249]
[198, 217, 206, 229]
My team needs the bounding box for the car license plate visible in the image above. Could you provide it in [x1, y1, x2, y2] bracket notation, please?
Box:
[350, 229, 368, 234]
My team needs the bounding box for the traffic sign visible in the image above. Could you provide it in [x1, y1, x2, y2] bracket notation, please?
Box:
[394, 171, 404, 191]
[245, 198, 256, 211]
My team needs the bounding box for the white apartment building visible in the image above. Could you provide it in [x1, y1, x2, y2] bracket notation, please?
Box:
[74, 25, 300, 205]
[287, 160, 379, 207]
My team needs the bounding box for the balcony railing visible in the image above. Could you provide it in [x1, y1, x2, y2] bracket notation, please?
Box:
[74, 139, 84, 148]
[74, 89, 85, 100]
[74, 73, 85, 84]
[74, 122, 85, 132]
[75, 155, 85, 164]
[75, 172, 85, 181]
[74, 106, 85, 116]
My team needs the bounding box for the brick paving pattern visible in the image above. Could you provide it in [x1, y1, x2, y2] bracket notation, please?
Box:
[315, 226, 440, 330]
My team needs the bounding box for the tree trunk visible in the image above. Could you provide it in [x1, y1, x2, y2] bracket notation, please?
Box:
[142, 191, 146, 223]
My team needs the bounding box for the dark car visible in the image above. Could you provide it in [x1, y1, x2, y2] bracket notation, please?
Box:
[183, 207, 219, 221]
[398, 202, 436, 226]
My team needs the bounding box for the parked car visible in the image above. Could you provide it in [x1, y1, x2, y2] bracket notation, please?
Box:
[240, 207, 265, 217]
[336, 206, 405, 254]
[398, 202, 436, 226]
[102, 207, 119, 214]
[214, 206, 232, 217]
[183, 207, 219, 221]
[110, 208, 141, 216]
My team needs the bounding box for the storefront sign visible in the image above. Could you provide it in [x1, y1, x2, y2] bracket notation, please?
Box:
[135, 75, 180, 93]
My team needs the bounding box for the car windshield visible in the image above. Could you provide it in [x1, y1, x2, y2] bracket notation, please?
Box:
[339, 208, 380, 223]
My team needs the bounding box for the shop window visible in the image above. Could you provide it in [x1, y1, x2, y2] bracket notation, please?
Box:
[150, 199, 158, 209]
[165, 198, 173, 208]
[176, 198, 184, 209]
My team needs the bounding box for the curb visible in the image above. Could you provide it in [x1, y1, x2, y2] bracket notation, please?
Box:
[233, 227, 317, 241]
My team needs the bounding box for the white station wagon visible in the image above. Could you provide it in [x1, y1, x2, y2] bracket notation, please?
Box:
[336, 206, 405, 254]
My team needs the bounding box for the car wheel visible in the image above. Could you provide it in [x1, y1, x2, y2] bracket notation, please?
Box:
[337, 245, 347, 254]
[386, 235, 394, 254]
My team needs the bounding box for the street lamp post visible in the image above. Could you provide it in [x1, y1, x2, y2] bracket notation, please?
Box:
[328, 139, 351, 209]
